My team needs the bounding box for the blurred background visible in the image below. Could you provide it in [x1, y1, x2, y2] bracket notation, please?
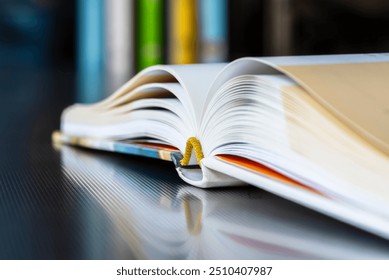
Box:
[1, 0, 389, 101]
[1, 0, 389, 259]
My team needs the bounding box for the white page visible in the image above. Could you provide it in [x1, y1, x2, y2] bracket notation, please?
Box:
[96, 63, 227, 128]
[206, 53, 389, 155]
[62, 64, 228, 148]
[158, 64, 227, 126]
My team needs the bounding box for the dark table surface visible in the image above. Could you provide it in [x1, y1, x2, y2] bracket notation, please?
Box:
[1, 67, 389, 259]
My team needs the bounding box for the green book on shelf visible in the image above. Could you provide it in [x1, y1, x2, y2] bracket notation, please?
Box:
[136, 0, 165, 71]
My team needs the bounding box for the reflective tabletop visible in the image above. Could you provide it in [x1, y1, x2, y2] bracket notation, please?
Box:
[1, 68, 389, 259]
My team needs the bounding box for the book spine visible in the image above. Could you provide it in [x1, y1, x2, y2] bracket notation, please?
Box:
[167, 0, 198, 64]
[77, 0, 105, 103]
[104, 0, 135, 92]
[228, 0, 264, 60]
[199, 0, 228, 63]
[264, 0, 293, 55]
[136, 0, 165, 71]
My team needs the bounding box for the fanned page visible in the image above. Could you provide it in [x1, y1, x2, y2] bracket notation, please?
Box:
[198, 53, 389, 239]
[206, 53, 389, 155]
[58, 63, 226, 160]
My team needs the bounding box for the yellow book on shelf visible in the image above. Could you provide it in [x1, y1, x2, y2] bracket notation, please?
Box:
[168, 0, 198, 64]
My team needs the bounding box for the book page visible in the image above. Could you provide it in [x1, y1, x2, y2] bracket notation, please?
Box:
[114, 63, 227, 127]
[259, 54, 389, 155]
[62, 63, 227, 152]
[162, 63, 227, 126]
[279, 61, 389, 156]
[209, 54, 389, 155]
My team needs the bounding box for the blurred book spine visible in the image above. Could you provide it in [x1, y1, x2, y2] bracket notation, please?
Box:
[228, 0, 264, 60]
[105, 0, 135, 92]
[167, 0, 198, 64]
[0, 2, 55, 67]
[263, 0, 293, 56]
[198, 0, 228, 63]
[136, 0, 165, 71]
[77, 0, 105, 102]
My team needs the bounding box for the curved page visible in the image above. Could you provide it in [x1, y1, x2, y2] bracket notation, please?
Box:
[58, 63, 227, 161]
[207, 53, 389, 155]
[96, 63, 227, 125]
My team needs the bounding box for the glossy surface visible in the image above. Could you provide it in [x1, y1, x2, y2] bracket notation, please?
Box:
[1, 68, 389, 259]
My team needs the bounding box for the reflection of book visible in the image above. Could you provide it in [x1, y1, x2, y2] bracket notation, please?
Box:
[177, 187, 389, 259]
[58, 145, 187, 259]
[54, 53, 389, 239]
[58, 145, 389, 259]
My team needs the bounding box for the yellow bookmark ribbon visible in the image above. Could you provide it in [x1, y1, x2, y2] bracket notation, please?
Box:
[180, 137, 204, 167]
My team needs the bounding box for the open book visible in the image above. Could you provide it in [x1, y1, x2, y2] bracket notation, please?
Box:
[53, 53, 389, 239]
